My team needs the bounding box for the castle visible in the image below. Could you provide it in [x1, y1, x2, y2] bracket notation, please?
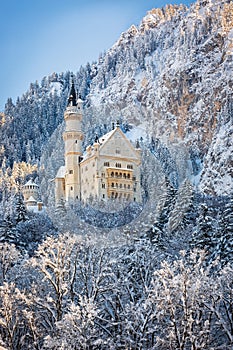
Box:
[23, 179, 44, 212]
[55, 81, 142, 206]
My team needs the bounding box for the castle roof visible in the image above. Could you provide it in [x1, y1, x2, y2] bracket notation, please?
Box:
[67, 78, 77, 107]
[98, 128, 116, 146]
[82, 125, 140, 163]
[56, 165, 66, 179]
[24, 179, 39, 187]
[26, 196, 37, 203]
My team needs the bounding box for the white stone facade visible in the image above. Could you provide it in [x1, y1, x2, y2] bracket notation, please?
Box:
[55, 86, 141, 206]
[23, 179, 44, 212]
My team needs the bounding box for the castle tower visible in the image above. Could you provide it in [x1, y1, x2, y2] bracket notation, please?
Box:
[63, 78, 84, 202]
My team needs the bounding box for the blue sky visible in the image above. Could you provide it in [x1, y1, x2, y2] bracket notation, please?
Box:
[0, 0, 193, 110]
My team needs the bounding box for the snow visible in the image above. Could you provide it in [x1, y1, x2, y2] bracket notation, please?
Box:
[26, 196, 37, 203]
[56, 166, 66, 178]
[27, 205, 45, 213]
[50, 82, 62, 96]
[199, 120, 233, 195]
[98, 129, 116, 146]
[125, 123, 147, 142]
[24, 179, 39, 187]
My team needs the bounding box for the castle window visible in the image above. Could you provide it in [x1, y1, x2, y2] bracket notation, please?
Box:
[127, 164, 133, 169]
[127, 174, 130, 179]
[111, 192, 114, 198]
[102, 183, 105, 189]
[104, 162, 110, 167]
[75, 140, 78, 144]
[69, 170, 73, 174]
[134, 197, 136, 202]
[116, 148, 120, 154]
[128, 185, 130, 189]
[103, 194, 105, 198]
[124, 184, 126, 189]
[111, 172, 114, 177]
[120, 184, 122, 188]
[116, 163, 121, 168]
[93, 162, 95, 167]
[111, 183, 114, 188]
[71, 187, 73, 191]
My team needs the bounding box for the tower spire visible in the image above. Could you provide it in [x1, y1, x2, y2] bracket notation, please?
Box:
[67, 75, 77, 107]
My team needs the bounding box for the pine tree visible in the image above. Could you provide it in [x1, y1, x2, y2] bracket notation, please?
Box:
[14, 192, 28, 224]
[192, 202, 216, 253]
[168, 179, 196, 234]
[212, 196, 233, 265]
[0, 214, 18, 245]
[157, 176, 177, 229]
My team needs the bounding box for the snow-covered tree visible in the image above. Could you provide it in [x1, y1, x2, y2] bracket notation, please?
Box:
[0, 243, 21, 283]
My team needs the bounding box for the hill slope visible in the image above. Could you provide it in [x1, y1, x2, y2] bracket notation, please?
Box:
[0, 0, 232, 200]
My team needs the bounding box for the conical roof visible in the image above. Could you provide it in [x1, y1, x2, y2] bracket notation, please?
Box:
[67, 78, 77, 107]
[24, 179, 39, 187]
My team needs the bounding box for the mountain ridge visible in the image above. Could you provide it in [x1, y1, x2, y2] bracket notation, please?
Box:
[0, 0, 232, 199]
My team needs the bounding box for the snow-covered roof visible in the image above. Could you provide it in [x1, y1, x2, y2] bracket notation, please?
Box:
[77, 97, 83, 104]
[24, 179, 39, 187]
[26, 196, 37, 203]
[56, 166, 66, 178]
[81, 128, 116, 162]
[98, 129, 116, 147]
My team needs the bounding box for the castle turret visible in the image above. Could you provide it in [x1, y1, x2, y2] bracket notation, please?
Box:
[63, 78, 84, 202]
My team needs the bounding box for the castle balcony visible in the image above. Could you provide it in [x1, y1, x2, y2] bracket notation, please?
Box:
[107, 187, 133, 200]
[106, 167, 133, 181]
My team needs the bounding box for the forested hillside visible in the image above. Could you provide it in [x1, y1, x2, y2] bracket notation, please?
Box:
[0, 0, 232, 348]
